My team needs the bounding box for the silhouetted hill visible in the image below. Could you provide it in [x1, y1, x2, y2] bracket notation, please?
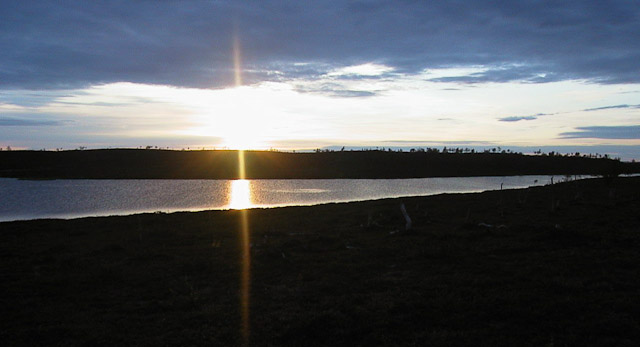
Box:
[0, 149, 637, 179]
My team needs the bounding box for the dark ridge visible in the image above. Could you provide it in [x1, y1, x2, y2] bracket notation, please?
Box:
[0, 149, 638, 179]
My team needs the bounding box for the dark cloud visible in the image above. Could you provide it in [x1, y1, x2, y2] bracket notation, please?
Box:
[559, 125, 640, 139]
[1, 1, 639, 90]
[499, 116, 538, 122]
[0, 117, 65, 126]
[498, 112, 555, 122]
[583, 104, 640, 112]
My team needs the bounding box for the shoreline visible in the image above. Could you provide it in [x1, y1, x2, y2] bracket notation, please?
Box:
[2, 177, 640, 345]
[6, 173, 617, 181]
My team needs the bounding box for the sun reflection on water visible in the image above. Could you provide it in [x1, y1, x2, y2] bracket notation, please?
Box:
[228, 179, 252, 210]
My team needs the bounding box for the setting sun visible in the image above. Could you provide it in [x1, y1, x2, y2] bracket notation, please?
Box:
[220, 126, 266, 150]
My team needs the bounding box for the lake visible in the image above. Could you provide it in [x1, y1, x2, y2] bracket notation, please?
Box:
[0, 175, 562, 221]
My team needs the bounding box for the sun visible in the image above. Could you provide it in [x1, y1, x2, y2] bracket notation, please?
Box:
[219, 124, 267, 150]
[175, 85, 277, 150]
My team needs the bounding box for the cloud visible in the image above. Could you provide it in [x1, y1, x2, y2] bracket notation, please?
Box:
[1, 1, 639, 89]
[582, 104, 640, 112]
[328, 90, 378, 98]
[0, 117, 66, 126]
[328, 63, 394, 77]
[498, 112, 555, 122]
[499, 116, 538, 122]
[428, 65, 567, 84]
[0, 90, 77, 107]
[499, 103, 640, 123]
[294, 83, 379, 98]
[559, 125, 640, 139]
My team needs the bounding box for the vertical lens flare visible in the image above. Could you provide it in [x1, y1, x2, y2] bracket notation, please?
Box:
[232, 27, 250, 345]
[239, 206, 250, 346]
[238, 149, 246, 178]
[233, 35, 242, 87]
[236, 149, 251, 345]
[226, 176, 252, 346]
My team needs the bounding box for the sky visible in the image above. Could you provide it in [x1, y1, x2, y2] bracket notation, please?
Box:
[1, 1, 639, 159]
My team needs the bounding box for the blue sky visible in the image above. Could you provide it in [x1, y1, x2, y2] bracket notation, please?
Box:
[1, 1, 639, 159]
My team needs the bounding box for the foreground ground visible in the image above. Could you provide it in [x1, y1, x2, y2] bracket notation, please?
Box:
[1, 177, 640, 346]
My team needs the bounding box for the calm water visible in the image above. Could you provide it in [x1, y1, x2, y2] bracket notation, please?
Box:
[0, 176, 560, 222]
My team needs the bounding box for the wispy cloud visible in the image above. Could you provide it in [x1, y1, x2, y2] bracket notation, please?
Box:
[499, 116, 538, 122]
[499, 103, 640, 123]
[328, 63, 394, 78]
[428, 65, 563, 84]
[294, 82, 379, 98]
[559, 125, 640, 139]
[329, 90, 378, 98]
[582, 104, 640, 112]
[498, 113, 555, 122]
[0, 117, 66, 126]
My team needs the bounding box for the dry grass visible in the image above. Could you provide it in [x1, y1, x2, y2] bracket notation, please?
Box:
[2, 177, 640, 346]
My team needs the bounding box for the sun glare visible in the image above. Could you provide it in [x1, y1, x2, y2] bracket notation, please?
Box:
[228, 179, 252, 209]
[221, 126, 267, 150]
